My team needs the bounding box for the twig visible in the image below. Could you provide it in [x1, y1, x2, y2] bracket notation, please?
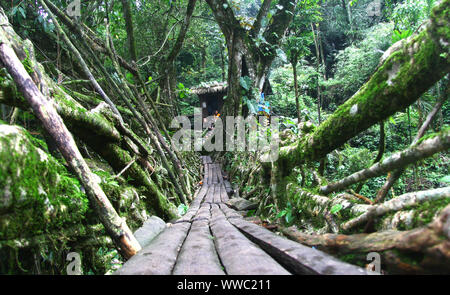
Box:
[348, 189, 373, 205]
[114, 157, 137, 179]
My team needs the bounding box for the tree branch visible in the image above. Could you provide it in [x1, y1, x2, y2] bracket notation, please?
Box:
[250, 0, 272, 38]
[341, 187, 450, 231]
[320, 129, 450, 195]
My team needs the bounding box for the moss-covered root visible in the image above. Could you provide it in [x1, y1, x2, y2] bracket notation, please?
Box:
[280, 224, 450, 274]
[0, 124, 89, 238]
[0, 124, 89, 273]
[341, 187, 450, 231]
[0, 124, 152, 274]
[93, 141, 179, 220]
[285, 183, 370, 232]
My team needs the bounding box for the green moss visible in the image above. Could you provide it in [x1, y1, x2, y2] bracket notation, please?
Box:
[286, 184, 326, 230]
[414, 127, 450, 146]
[373, 197, 450, 231]
[388, 249, 424, 267]
[21, 48, 34, 75]
[410, 197, 450, 227]
[337, 253, 367, 267]
[0, 124, 88, 240]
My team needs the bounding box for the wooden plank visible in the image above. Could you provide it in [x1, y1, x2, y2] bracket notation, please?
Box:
[216, 163, 224, 184]
[209, 205, 290, 275]
[220, 183, 229, 203]
[204, 183, 215, 204]
[203, 163, 209, 184]
[213, 183, 223, 204]
[212, 164, 219, 184]
[175, 185, 208, 223]
[208, 163, 213, 185]
[172, 217, 225, 274]
[227, 217, 371, 275]
[203, 156, 212, 164]
[210, 164, 216, 184]
[114, 222, 190, 275]
[219, 203, 242, 219]
[194, 203, 211, 221]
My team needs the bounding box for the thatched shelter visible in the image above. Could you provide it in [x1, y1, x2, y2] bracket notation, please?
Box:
[190, 82, 227, 119]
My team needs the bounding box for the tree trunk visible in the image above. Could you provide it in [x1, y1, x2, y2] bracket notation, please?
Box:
[341, 187, 450, 230]
[206, 0, 297, 117]
[120, 0, 137, 62]
[311, 23, 322, 124]
[274, 0, 450, 172]
[292, 58, 301, 122]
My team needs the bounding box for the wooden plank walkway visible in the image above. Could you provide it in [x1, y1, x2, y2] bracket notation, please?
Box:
[115, 156, 370, 275]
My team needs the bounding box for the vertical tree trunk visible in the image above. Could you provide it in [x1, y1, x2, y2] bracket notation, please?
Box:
[311, 23, 322, 124]
[292, 58, 301, 123]
[120, 0, 137, 62]
[220, 43, 226, 81]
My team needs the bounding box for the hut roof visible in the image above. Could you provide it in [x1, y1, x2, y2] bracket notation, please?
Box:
[190, 82, 227, 95]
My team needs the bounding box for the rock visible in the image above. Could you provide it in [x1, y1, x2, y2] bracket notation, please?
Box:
[226, 198, 258, 211]
[133, 216, 166, 248]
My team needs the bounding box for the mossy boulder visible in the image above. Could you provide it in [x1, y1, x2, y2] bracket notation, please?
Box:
[0, 124, 88, 242]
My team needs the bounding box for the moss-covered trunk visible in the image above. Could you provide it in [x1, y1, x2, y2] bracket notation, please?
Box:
[274, 0, 450, 172]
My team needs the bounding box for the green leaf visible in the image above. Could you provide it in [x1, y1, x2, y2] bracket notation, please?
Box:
[330, 204, 343, 214]
[177, 204, 188, 216]
[245, 98, 259, 115]
[239, 76, 251, 91]
[440, 175, 450, 183]
[388, 116, 396, 125]
[18, 7, 26, 19]
[276, 211, 287, 218]
[285, 211, 293, 224]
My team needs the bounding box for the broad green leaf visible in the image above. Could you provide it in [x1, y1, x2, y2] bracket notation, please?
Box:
[239, 76, 251, 90]
[285, 211, 293, 224]
[277, 211, 287, 218]
[330, 204, 343, 214]
[177, 204, 188, 216]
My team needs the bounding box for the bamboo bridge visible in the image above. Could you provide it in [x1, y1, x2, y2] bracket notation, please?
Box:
[114, 156, 372, 275]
